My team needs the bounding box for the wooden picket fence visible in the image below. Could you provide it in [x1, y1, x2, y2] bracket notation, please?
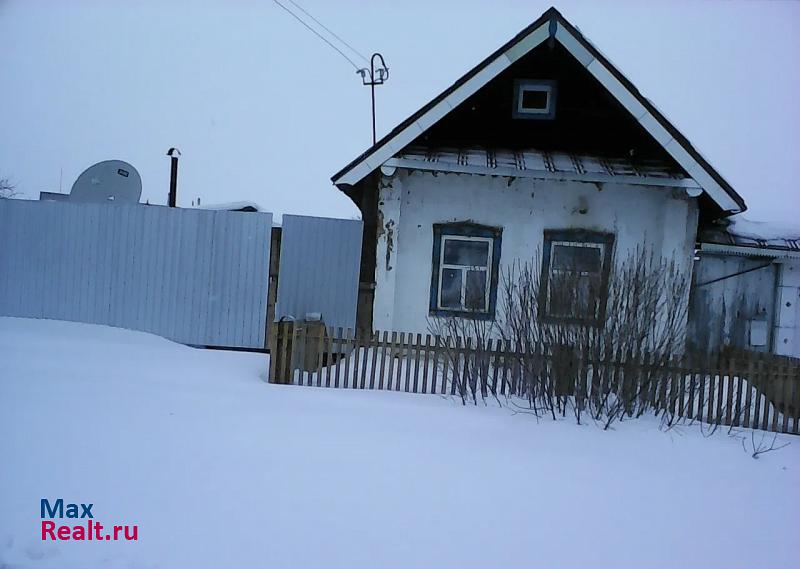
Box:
[269, 322, 800, 435]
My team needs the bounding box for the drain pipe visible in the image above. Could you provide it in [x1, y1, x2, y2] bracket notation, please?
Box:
[167, 147, 181, 207]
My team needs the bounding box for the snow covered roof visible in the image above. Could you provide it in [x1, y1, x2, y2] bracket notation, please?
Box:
[699, 216, 800, 258]
[197, 201, 263, 212]
[331, 7, 745, 215]
[388, 146, 698, 189]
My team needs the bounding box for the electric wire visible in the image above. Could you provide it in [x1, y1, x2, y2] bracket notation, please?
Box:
[273, 0, 364, 71]
[285, 0, 369, 64]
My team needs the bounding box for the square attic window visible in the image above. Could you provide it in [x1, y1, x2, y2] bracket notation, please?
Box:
[513, 79, 557, 120]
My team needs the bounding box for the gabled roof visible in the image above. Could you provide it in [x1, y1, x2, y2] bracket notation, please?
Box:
[331, 7, 746, 215]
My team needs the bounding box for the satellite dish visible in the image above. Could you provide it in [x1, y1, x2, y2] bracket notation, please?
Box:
[70, 160, 142, 204]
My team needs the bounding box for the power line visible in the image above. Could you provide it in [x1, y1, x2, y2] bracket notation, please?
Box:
[285, 0, 369, 64]
[273, 0, 363, 71]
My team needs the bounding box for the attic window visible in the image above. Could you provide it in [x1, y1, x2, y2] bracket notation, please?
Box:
[513, 79, 557, 120]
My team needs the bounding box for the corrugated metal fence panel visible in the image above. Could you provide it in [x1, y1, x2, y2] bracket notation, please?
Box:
[0, 199, 271, 348]
[276, 214, 362, 330]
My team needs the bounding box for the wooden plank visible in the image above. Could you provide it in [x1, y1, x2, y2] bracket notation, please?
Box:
[686, 352, 696, 422]
[774, 358, 785, 433]
[706, 358, 717, 425]
[480, 339, 491, 398]
[304, 326, 314, 387]
[429, 335, 441, 395]
[268, 321, 278, 383]
[377, 331, 389, 390]
[351, 330, 362, 389]
[675, 350, 695, 418]
[463, 337, 473, 400]
[411, 333, 422, 393]
[732, 356, 744, 427]
[441, 336, 451, 395]
[724, 353, 735, 426]
[324, 327, 334, 388]
[342, 328, 353, 389]
[792, 362, 800, 435]
[281, 324, 291, 384]
[421, 334, 432, 394]
[333, 327, 343, 388]
[272, 322, 283, 384]
[695, 353, 706, 423]
[368, 332, 379, 389]
[751, 354, 764, 432]
[714, 354, 725, 428]
[293, 325, 305, 386]
[490, 339, 502, 397]
[395, 332, 406, 391]
[499, 341, 509, 397]
[315, 326, 325, 387]
[449, 337, 460, 396]
[667, 355, 679, 422]
[780, 359, 791, 434]
[742, 353, 754, 429]
[386, 331, 398, 391]
[761, 354, 772, 432]
[359, 333, 370, 389]
[402, 333, 413, 392]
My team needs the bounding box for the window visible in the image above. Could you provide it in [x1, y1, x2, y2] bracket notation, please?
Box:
[540, 230, 614, 325]
[430, 224, 502, 318]
[513, 79, 557, 120]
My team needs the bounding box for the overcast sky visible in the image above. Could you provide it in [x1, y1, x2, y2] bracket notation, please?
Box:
[1, 0, 798, 223]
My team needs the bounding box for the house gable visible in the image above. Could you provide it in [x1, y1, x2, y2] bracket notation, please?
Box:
[332, 7, 746, 217]
[412, 42, 673, 162]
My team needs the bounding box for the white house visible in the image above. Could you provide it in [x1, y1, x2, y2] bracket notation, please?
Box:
[331, 7, 747, 340]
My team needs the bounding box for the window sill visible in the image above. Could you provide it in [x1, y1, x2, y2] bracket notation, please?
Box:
[429, 308, 496, 320]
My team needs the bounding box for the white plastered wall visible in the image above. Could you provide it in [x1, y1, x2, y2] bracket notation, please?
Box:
[373, 170, 698, 335]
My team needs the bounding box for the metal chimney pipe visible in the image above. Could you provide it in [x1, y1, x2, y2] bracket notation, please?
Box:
[167, 147, 181, 207]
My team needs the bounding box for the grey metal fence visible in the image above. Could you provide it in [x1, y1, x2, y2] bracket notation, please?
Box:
[0, 199, 272, 349]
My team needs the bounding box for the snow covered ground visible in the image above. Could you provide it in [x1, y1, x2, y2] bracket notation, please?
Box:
[1, 317, 798, 569]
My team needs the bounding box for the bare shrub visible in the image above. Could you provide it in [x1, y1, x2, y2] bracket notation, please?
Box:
[428, 311, 499, 406]
[742, 431, 790, 459]
[0, 177, 16, 199]
[430, 246, 695, 429]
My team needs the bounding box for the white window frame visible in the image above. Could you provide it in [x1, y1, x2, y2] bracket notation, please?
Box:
[546, 240, 606, 319]
[517, 84, 553, 115]
[437, 235, 493, 313]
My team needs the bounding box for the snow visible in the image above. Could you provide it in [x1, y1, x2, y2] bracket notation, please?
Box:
[728, 216, 800, 241]
[196, 200, 264, 212]
[1, 317, 798, 568]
